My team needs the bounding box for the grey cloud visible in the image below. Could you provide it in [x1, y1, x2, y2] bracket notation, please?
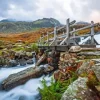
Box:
[0, 0, 12, 17]
[0, 0, 99, 23]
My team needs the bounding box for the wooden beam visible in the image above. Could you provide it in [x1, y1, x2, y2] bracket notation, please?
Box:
[70, 23, 99, 34]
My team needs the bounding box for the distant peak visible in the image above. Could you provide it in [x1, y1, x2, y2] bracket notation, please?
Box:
[0, 19, 16, 22]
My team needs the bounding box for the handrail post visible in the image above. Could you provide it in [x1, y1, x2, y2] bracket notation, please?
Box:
[54, 27, 57, 46]
[40, 36, 42, 46]
[60, 18, 70, 45]
[73, 28, 76, 43]
[37, 40, 39, 47]
[91, 21, 95, 44]
[47, 32, 49, 46]
[66, 18, 70, 38]
[42, 34, 44, 46]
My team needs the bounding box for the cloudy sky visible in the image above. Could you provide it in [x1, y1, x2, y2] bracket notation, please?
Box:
[0, 0, 100, 24]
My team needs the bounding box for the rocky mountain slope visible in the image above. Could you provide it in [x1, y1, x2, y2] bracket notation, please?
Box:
[0, 18, 61, 33]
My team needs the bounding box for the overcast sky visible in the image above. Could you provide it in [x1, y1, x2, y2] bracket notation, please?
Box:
[0, 0, 100, 24]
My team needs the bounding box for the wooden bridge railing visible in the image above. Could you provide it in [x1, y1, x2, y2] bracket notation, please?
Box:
[38, 18, 100, 47]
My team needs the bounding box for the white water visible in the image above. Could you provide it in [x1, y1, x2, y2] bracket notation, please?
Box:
[0, 64, 51, 100]
[79, 34, 100, 47]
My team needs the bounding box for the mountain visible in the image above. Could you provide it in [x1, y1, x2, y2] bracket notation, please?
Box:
[0, 19, 16, 22]
[0, 18, 61, 33]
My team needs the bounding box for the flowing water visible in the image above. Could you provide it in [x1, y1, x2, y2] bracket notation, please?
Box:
[0, 64, 51, 100]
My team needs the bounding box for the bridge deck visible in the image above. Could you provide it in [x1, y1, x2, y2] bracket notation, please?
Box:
[38, 45, 96, 51]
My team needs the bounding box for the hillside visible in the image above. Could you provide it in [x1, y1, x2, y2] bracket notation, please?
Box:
[0, 18, 61, 33]
[0, 28, 53, 43]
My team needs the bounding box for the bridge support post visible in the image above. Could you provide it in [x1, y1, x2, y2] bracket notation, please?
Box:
[91, 21, 95, 44]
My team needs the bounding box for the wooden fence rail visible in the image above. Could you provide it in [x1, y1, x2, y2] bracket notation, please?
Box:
[38, 18, 100, 47]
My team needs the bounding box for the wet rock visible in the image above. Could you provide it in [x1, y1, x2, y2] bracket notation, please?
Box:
[27, 59, 34, 64]
[43, 64, 54, 74]
[8, 60, 18, 67]
[0, 57, 9, 67]
[2, 67, 44, 90]
[19, 58, 26, 66]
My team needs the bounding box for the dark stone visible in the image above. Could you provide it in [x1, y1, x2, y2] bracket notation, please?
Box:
[27, 59, 34, 64]
[8, 60, 18, 67]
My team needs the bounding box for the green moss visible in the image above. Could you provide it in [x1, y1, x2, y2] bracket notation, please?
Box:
[31, 43, 38, 52]
[0, 50, 2, 55]
[12, 47, 25, 51]
[85, 55, 100, 59]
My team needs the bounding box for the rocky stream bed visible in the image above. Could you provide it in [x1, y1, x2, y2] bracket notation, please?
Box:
[0, 45, 100, 100]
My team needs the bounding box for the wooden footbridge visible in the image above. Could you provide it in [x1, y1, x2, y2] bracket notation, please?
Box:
[38, 18, 100, 51]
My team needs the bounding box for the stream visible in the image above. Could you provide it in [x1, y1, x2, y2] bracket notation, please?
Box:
[0, 63, 51, 100]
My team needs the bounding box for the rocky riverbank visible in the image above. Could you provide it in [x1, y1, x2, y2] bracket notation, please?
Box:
[39, 46, 100, 100]
[0, 40, 38, 67]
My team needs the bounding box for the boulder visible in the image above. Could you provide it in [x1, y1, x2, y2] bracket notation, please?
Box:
[2, 67, 44, 90]
[61, 77, 100, 100]
[8, 60, 18, 67]
[19, 58, 26, 66]
[69, 46, 81, 53]
[27, 59, 34, 64]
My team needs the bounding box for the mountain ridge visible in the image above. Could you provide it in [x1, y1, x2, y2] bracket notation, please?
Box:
[0, 18, 61, 33]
